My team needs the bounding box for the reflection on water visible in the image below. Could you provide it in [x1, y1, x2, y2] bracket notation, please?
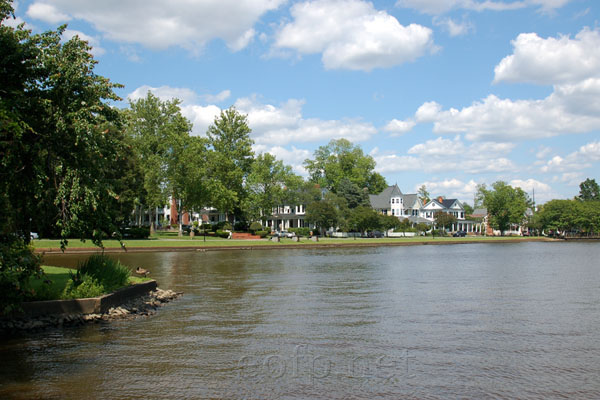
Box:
[1, 242, 600, 399]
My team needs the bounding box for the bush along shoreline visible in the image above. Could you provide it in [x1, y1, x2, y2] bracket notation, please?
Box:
[0, 288, 181, 335]
[0, 255, 182, 335]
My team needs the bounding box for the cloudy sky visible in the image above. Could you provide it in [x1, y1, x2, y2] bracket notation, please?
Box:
[8, 0, 600, 204]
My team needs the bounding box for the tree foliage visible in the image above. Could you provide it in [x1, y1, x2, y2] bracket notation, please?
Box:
[246, 153, 302, 222]
[1, 1, 134, 310]
[206, 107, 254, 219]
[417, 185, 430, 205]
[434, 212, 457, 230]
[578, 178, 600, 201]
[304, 139, 387, 195]
[477, 181, 530, 235]
[348, 206, 381, 234]
[305, 200, 340, 234]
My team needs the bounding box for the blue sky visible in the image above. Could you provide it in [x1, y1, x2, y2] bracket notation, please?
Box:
[7, 0, 600, 205]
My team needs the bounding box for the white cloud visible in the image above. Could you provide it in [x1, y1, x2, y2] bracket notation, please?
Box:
[383, 118, 416, 135]
[26, 0, 285, 52]
[509, 178, 554, 202]
[253, 145, 312, 176]
[494, 28, 600, 85]
[375, 136, 516, 174]
[26, 2, 70, 24]
[540, 141, 600, 173]
[415, 101, 443, 122]
[412, 89, 600, 141]
[433, 17, 473, 37]
[408, 136, 465, 156]
[417, 179, 480, 203]
[396, 0, 571, 15]
[274, 0, 435, 71]
[63, 29, 105, 57]
[3, 14, 28, 28]
[181, 105, 222, 136]
[234, 96, 377, 145]
[201, 90, 231, 104]
[128, 85, 198, 104]
[404, 28, 600, 142]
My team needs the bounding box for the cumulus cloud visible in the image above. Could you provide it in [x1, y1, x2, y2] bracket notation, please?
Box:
[273, 0, 435, 71]
[383, 118, 416, 135]
[540, 140, 600, 173]
[128, 85, 198, 104]
[26, 2, 70, 24]
[494, 28, 600, 85]
[400, 28, 600, 142]
[25, 0, 285, 52]
[234, 96, 377, 145]
[410, 88, 600, 141]
[509, 178, 556, 202]
[432, 17, 473, 37]
[374, 136, 516, 174]
[63, 29, 105, 57]
[396, 0, 571, 15]
[417, 179, 480, 203]
[253, 145, 312, 176]
[201, 90, 231, 104]
[181, 105, 222, 136]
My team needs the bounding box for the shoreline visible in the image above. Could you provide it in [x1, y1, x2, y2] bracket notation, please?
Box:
[34, 237, 562, 254]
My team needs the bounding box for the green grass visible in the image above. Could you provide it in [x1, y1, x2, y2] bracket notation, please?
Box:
[29, 265, 151, 301]
[32, 235, 549, 250]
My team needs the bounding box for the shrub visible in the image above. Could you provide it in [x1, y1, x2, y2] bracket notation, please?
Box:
[222, 222, 233, 231]
[62, 274, 105, 299]
[255, 230, 270, 238]
[78, 255, 131, 292]
[0, 235, 43, 314]
[249, 221, 263, 233]
[289, 227, 311, 237]
[215, 230, 230, 238]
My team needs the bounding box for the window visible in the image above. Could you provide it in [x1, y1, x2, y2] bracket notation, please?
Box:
[392, 209, 395, 216]
[391, 198, 395, 204]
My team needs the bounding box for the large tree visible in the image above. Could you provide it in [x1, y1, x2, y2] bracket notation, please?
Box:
[246, 153, 302, 223]
[348, 206, 382, 235]
[578, 178, 600, 201]
[206, 107, 254, 221]
[125, 92, 196, 234]
[305, 199, 340, 235]
[477, 181, 530, 235]
[304, 139, 387, 195]
[1, 1, 133, 311]
[434, 212, 457, 231]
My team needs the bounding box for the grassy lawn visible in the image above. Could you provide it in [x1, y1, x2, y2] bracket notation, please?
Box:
[29, 265, 151, 301]
[32, 235, 547, 250]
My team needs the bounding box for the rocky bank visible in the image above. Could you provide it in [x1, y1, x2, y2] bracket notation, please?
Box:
[0, 288, 182, 335]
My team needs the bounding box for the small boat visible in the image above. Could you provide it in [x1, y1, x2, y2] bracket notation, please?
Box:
[135, 267, 150, 276]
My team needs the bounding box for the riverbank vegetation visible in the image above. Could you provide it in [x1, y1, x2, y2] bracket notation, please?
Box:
[29, 259, 149, 301]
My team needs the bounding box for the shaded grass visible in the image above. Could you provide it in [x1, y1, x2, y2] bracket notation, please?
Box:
[29, 265, 151, 301]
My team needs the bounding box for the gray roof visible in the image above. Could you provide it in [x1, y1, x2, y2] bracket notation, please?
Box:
[471, 208, 487, 217]
[403, 194, 419, 208]
[369, 184, 403, 209]
[441, 198, 461, 209]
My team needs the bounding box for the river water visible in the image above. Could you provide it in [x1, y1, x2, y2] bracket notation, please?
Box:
[1, 242, 599, 399]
